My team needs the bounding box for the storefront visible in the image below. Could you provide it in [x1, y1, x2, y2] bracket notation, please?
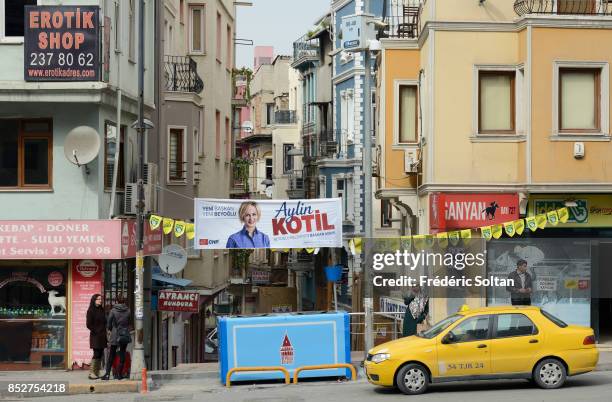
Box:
[0, 220, 162, 370]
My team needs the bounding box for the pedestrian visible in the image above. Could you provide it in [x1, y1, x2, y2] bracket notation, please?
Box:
[101, 296, 131, 380]
[86, 293, 106, 380]
[403, 286, 429, 337]
[506, 259, 533, 305]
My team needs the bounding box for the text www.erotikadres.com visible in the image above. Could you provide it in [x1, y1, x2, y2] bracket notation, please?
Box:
[27, 68, 96, 78]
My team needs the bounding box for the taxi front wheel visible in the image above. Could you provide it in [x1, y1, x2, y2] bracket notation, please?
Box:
[533, 358, 567, 389]
[396, 364, 429, 395]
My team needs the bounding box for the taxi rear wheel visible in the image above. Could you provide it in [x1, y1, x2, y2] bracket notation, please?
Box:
[396, 364, 429, 395]
[533, 358, 567, 389]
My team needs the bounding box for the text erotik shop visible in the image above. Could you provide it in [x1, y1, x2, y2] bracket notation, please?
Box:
[0, 220, 161, 371]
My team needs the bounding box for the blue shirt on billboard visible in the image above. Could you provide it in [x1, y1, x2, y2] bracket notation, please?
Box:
[226, 226, 270, 249]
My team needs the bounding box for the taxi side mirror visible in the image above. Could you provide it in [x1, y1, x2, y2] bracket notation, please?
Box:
[442, 332, 455, 344]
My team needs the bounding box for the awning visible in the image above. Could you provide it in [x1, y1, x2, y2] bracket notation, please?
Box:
[151, 266, 192, 288]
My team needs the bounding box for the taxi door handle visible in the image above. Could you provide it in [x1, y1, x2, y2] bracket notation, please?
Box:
[477, 344, 487, 348]
[529, 339, 539, 344]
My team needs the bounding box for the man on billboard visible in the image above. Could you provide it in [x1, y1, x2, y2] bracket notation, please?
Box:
[225, 201, 270, 249]
[506, 259, 533, 305]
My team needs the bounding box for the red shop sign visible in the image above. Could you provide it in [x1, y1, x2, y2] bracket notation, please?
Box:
[158, 290, 199, 312]
[430, 193, 519, 231]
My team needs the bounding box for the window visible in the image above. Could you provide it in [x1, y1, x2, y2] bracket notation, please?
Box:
[179, 0, 184, 24]
[226, 24, 232, 69]
[265, 158, 273, 180]
[479, 71, 515, 134]
[448, 315, 490, 343]
[1, 0, 36, 38]
[398, 85, 418, 142]
[104, 122, 125, 190]
[495, 314, 537, 338]
[0, 119, 52, 189]
[225, 117, 231, 162]
[189, 5, 205, 53]
[216, 12, 222, 62]
[381, 199, 393, 228]
[340, 89, 355, 144]
[168, 127, 186, 181]
[541, 309, 568, 328]
[335, 178, 351, 221]
[129, 0, 136, 61]
[114, 1, 121, 51]
[560, 68, 600, 132]
[283, 144, 294, 173]
[266, 103, 275, 126]
[215, 110, 221, 160]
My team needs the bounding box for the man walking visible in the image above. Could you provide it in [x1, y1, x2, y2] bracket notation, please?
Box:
[506, 259, 533, 305]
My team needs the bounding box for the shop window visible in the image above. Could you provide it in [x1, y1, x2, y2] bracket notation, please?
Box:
[0, 119, 52, 189]
[104, 260, 133, 311]
[1, 0, 37, 38]
[104, 122, 126, 190]
[478, 71, 515, 134]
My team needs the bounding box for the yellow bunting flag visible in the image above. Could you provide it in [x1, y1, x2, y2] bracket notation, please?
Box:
[503, 221, 516, 237]
[525, 216, 537, 232]
[547, 210, 559, 226]
[186, 223, 195, 240]
[283, 248, 290, 252]
[558, 207, 570, 223]
[514, 219, 525, 235]
[400, 236, 412, 250]
[448, 231, 460, 246]
[162, 218, 175, 235]
[424, 234, 435, 248]
[460, 229, 472, 239]
[536, 214, 547, 229]
[354, 238, 363, 254]
[412, 235, 425, 249]
[149, 215, 162, 231]
[480, 226, 493, 241]
[348, 240, 356, 256]
[436, 232, 448, 249]
[492, 224, 503, 239]
[174, 220, 186, 237]
[306, 248, 315, 254]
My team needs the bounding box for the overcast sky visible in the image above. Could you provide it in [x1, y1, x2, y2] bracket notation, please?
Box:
[235, 0, 331, 68]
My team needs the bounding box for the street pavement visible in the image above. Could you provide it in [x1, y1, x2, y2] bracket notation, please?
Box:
[17, 370, 612, 402]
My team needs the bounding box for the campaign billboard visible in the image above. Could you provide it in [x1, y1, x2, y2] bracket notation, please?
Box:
[24, 6, 100, 81]
[194, 199, 342, 249]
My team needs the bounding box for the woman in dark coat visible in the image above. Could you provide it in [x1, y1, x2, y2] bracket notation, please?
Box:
[403, 286, 429, 337]
[86, 293, 106, 379]
[101, 296, 131, 380]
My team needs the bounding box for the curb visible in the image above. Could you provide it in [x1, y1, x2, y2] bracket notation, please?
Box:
[68, 381, 139, 395]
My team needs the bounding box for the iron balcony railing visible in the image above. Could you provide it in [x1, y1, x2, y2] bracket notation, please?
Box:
[380, 0, 423, 39]
[293, 34, 320, 63]
[164, 55, 204, 94]
[274, 110, 297, 124]
[286, 169, 305, 199]
[514, 0, 612, 15]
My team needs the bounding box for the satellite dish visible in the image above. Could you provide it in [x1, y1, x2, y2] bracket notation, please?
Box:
[64, 126, 101, 168]
[159, 244, 188, 274]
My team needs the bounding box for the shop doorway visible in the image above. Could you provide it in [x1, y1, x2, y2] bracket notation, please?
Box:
[595, 242, 612, 342]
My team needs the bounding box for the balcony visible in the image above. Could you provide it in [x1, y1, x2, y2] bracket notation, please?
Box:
[230, 160, 250, 196]
[164, 55, 204, 94]
[286, 169, 305, 199]
[274, 110, 297, 125]
[515, 0, 612, 15]
[292, 34, 320, 67]
[379, 0, 422, 40]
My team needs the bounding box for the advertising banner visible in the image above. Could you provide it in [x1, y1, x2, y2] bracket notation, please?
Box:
[194, 199, 342, 249]
[24, 6, 100, 81]
[158, 290, 199, 313]
[70, 259, 102, 367]
[430, 193, 519, 231]
[529, 194, 612, 227]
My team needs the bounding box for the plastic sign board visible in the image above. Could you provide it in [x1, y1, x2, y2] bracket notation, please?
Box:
[194, 198, 343, 249]
[24, 6, 100, 81]
[158, 290, 199, 312]
[341, 14, 377, 52]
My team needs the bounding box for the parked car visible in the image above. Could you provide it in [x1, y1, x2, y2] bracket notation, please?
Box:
[364, 306, 598, 395]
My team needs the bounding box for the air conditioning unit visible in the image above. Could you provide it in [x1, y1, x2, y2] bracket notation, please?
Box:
[404, 149, 418, 174]
[124, 183, 153, 215]
[143, 162, 158, 185]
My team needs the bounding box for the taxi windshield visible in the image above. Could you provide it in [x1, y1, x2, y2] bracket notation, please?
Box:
[417, 314, 463, 339]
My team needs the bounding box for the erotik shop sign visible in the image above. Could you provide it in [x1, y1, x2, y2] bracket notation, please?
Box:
[24, 6, 100, 81]
[430, 193, 519, 231]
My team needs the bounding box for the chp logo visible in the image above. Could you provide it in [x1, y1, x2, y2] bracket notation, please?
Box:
[199, 239, 220, 246]
[76, 260, 99, 278]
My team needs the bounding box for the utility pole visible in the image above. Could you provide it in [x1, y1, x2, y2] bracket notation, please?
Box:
[131, 0, 146, 379]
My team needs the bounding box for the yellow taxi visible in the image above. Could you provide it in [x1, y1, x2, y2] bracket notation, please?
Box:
[364, 306, 598, 395]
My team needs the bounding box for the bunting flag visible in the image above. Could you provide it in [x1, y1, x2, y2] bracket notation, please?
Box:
[306, 248, 315, 254]
[354, 238, 363, 254]
[400, 236, 412, 250]
[174, 220, 186, 238]
[492, 224, 503, 239]
[536, 214, 548, 229]
[448, 231, 461, 246]
[558, 207, 570, 223]
[314, 248, 321, 255]
[283, 248, 290, 252]
[149, 215, 162, 231]
[515, 219, 525, 235]
[162, 218, 175, 235]
[525, 216, 538, 232]
[460, 229, 472, 239]
[436, 232, 448, 249]
[547, 210, 559, 226]
[348, 239, 356, 256]
[412, 235, 426, 249]
[480, 226, 493, 241]
[186, 223, 195, 240]
[424, 234, 435, 248]
[503, 221, 516, 237]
